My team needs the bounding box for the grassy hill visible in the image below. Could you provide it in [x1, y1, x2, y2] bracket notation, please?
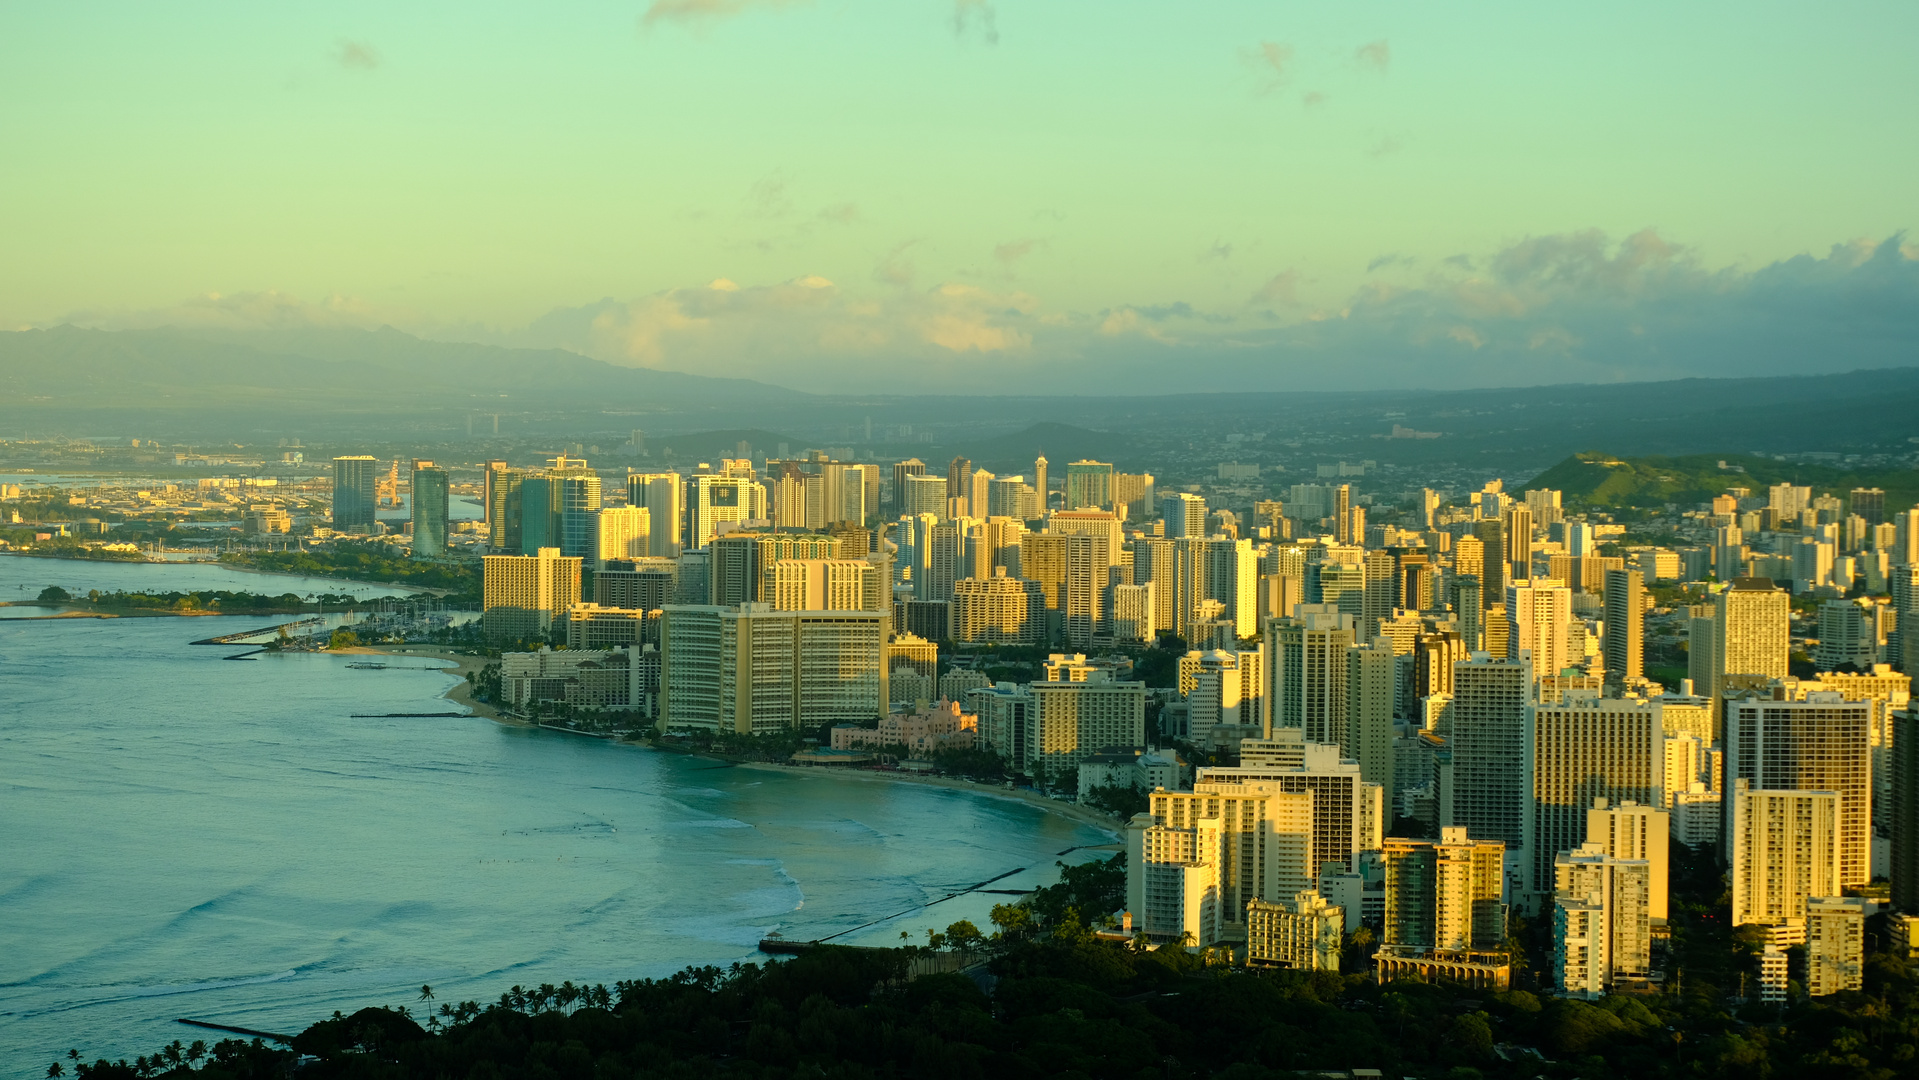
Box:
[1526, 451, 1919, 510]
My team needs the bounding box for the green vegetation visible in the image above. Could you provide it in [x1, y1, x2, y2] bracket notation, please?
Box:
[58, 846, 1919, 1079]
[1081, 781, 1149, 819]
[219, 542, 480, 605]
[27, 588, 368, 615]
[1, 535, 147, 560]
[1526, 451, 1919, 509]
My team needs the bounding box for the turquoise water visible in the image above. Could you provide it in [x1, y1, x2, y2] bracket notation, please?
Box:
[0, 560, 1112, 1073]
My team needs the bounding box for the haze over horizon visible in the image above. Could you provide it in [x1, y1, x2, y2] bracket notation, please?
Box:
[4, 2, 1917, 394]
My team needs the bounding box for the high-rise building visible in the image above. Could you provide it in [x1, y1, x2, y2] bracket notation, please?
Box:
[1472, 518, 1507, 602]
[687, 474, 767, 550]
[770, 558, 877, 612]
[1162, 492, 1207, 538]
[946, 455, 972, 505]
[518, 475, 560, 554]
[1730, 778, 1840, 927]
[1602, 568, 1644, 683]
[951, 569, 1047, 643]
[332, 455, 379, 530]
[1129, 780, 1313, 945]
[1376, 827, 1510, 988]
[1552, 843, 1652, 998]
[1806, 895, 1868, 995]
[594, 506, 650, 566]
[657, 603, 885, 734]
[1267, 606, 1355, 743]
[1033, 455, 1049, 512]
[1030, 672, 1146, 772]
[1112, 582, 1156, 645]
[1246, 891, 1345, 971]
[1815, 598, 1881, 670]
[1525, 488, 1563, 529]
[1895, 708, 1919, 914]
[1507, 578, 1572, 681]
[486, 464, 527, 552]
[1726, 687, 1872, 888]
[1849, 487, 1887, 526]
[553, 463, 603, 560]
[627, 472, 684, 557]
[1445, 654, 1532, 893]
[482, 547, 582, 643]
[901, 473, 949, 520]
[968, 468, 993, 523]
[1527, 699, 1663, 898]
[1586, 799, 1671, 921]
[1114, 472, 1155, 520]
[890, 458, 926, 517]
[1064, 459, 1113, 511]
[1018, 532, 1103, 648]
[409, 461, 449, 557]
[1348, 636, 1396, 809]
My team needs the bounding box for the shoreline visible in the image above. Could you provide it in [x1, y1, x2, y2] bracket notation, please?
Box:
[737, 760, 1126, 839]
[0, 551, 435, 598]
[340, 642, 1126, 841]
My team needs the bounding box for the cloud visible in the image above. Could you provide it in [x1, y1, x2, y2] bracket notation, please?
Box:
[641, 0, 805, 27]
[58, 231, 1919, 396]
[333, 40, 380, 70]
[746, 175, 794, 218]
[817, 202, 859, 224]
[873, 241, 921, 286]
[1356, 40, 1390, 71]
[1252, 270, 1301, 309]
[953, 0, 999, 44]
[1303, 91, 1326, 107]
[1201, 242, 1234, 262]
[1249, 41, 1295, 92]
[1367, 253, 1413, 273]
[55, 290, 393, 332]
[994, 238, 1041, 264]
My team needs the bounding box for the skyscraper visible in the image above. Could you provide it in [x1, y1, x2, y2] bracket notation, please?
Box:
[1730, 779, 1840, 927]
[1064, 460, 1114, 510]
[1507, 578, 1572, 680]
[1033, 455, 1048, 512]
[628, 472, 684, 557]
[1528, 699, 1662, 897]
[1726, 688, 1873, 888]
[1446, 654, 1533, 889]
[482, 547, 582, 643]
[1714, 577, 1790, 707]
[1268, 606, 1354, 743]
[554, 464, 603, 561]
[901, 473, 948, 519]
[409, 460, 448, 557]
[1162, 492, 1207, 538]
[687, 474, 767, 549]
[947, 456, 972, 506]
[658, 603, 885, 734]
[891, 458, 926, 518]
[595, 506, 650, 566]
[485, 461, 525, 552]
[1602, 568, 1644, 683]
[1347, 636, 1397, 808]
[1472, 518, 1507, 601]
[332, 455, 379, 530]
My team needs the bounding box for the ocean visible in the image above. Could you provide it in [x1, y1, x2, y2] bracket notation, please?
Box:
[0, 557, 1113, 1074]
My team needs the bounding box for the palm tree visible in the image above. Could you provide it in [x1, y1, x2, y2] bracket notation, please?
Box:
[419, 984, 435, 1012]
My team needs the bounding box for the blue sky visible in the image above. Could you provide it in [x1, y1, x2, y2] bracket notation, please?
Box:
[2, 1, 1914, 392]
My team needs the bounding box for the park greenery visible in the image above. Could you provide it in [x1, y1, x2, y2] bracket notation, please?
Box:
[219, 542, 480, 605]
[27, 586, 367, 614]
[54, 845, 1919, 1080]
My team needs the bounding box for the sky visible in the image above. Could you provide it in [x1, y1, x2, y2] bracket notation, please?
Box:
[2, 1, 1915, 393]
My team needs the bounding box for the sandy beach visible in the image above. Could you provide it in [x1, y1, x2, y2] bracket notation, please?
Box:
[343, 643, 1126, 840]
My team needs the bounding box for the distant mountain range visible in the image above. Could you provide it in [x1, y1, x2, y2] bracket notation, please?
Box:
[0, 325, 797, 412]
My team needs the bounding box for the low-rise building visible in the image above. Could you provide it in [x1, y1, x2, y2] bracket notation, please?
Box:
[830, 699, 978, 755]
[500, 645, 645, 712]
[1246, 890, 1344, 971]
